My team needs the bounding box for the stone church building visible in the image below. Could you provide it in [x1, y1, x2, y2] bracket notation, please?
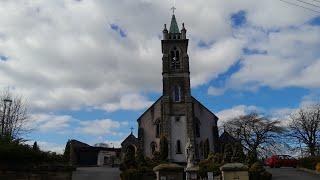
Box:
[121, 14, 220, 163]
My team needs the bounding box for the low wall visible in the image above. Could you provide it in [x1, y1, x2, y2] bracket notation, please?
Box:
[0, 164, 75, 180]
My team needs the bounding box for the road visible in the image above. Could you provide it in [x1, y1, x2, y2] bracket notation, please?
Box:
[267, 167, 320, 180]
[72, 166, 120, 180]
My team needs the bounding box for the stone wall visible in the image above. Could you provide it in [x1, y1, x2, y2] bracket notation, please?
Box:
[0, 170, 73, 180]
[0, 164, 75, 180]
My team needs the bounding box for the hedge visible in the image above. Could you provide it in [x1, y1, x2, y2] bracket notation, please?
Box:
[298, 156, 320, 170]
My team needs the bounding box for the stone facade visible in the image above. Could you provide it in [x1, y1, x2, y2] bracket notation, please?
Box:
[122, 14, 220, 164]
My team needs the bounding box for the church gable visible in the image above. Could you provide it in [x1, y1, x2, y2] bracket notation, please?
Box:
[192, 96, 218, 122]
[137, 96, 163, 123]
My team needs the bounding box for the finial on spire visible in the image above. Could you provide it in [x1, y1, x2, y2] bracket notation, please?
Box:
[130, 127, 134, 134]
[171, 6, 176, 15]
[164, 24, 167, 29]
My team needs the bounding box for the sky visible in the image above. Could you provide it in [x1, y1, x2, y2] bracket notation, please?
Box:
[0, 0, 320, 153]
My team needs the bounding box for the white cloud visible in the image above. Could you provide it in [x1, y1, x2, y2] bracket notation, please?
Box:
[226, 25, 320, 92]
[100, 94, 154, 112]
[77, 119, 126, 136]
[216, 105, 259, 125]
[208, 86, 225, 96]
[0, 0, 318, 113]
[26, 140, 65, 154]
[29, 113, 72, 132]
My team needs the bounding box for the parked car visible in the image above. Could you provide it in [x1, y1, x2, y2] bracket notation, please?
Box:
[265, 155, 297, 168]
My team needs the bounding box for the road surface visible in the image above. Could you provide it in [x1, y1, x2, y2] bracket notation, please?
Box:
[72, 166, 120, 180]
[267, 167, 319, 180]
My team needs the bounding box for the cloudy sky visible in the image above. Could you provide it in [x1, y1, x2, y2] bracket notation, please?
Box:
[1, 0, 320, 153]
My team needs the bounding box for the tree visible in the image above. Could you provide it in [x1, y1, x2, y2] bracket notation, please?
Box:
[159, 135, 168, 161]
[288, 104, 320, 156]
[32, 141, 40, 152]
[225, 113, 284, 161]
[0, 89, 29, 141]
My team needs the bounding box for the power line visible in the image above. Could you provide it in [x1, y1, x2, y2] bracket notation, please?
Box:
[295, 0, 320, 8]
[279, 0, 320, 13]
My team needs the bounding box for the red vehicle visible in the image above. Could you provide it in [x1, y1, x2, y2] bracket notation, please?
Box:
[265, 155, 297, 168]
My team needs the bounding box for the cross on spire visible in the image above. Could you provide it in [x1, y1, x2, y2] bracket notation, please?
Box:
[171, 6, 176, 14]
[130, 127, 134, 134]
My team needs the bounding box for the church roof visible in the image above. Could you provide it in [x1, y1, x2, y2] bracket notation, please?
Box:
[121, 133, 138, 146]
[169, 15, 180, 33]
[136, 96, 218, 122]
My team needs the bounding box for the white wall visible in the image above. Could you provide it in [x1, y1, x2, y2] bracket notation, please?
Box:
[139, 100, 162, 158]
[170, 116, 187, 162]
[193, 100, 217, 158]
[97, 150, 116, 166]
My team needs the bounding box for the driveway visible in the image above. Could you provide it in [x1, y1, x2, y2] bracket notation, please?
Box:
[267, 167, 319, 180]
[72, 166, 120, 180]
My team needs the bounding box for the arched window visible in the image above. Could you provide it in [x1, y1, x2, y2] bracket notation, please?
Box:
[176, 140, 182, 154]
[150, 142, 157, 155]
[155, 120, 161, 138]
[173, 85, 181, 102]
[170, 47, 180, 70]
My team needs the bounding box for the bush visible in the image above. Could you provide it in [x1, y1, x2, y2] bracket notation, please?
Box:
[249, 162, 272, 180]
[120, 167, 155, 180]
[0, 140, 66, 165]
[120, 168, 143, 180]
[298, 156, 320, 170]
[199, 153, 222, 179]
[316, 163, 320, 172]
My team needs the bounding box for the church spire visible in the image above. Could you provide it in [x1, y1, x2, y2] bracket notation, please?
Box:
[169, 7, 180, 34]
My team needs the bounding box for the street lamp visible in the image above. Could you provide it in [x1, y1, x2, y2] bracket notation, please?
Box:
[1, 98, 12, 137]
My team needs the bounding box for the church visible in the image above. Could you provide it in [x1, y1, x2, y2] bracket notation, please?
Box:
[121, 12, 220, 164]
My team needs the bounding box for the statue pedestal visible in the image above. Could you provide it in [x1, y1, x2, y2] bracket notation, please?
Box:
[185, 165, 199, 180]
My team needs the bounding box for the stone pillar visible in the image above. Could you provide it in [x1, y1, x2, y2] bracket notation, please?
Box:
[220, 163, 249, 180]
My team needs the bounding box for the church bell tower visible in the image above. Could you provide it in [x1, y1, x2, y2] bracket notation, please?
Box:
[161, 11, 195, 162]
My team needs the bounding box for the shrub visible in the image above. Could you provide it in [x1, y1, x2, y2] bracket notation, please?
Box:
[199, 153, 222, 179]
[298, 156, 320, 170]
[159, 136, 168, 161]
[0, 140, 68, 170]
[316, 163, 320, 172]
[120, 168, 143, 180]
[120, 166, 156, 180]
[249, 162, 272, 180]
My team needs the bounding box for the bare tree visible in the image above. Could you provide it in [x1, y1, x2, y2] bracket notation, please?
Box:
[289, 104, 320, 156]
[224, 113, 284, 160]
[0, 89, 29, 141]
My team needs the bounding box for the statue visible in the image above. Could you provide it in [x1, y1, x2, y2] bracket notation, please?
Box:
[185, 138, 195, 168]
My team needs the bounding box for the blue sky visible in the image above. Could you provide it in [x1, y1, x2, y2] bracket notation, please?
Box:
[0, 0, 320, 153]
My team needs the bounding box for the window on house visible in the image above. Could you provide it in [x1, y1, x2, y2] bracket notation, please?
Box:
[176, 140, 182, 154]
[155, 120, 161, 138]
[173, 85, 181, 102]
[175, 116, 180, 122]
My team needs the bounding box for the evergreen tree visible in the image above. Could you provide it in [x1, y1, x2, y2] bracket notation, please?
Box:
[159, 136, 168, 161]
[32, 141, 40, 152]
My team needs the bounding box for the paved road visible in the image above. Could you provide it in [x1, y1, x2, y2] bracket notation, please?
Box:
[72, 166, 120, 180]
[267, 167, 319, 180]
